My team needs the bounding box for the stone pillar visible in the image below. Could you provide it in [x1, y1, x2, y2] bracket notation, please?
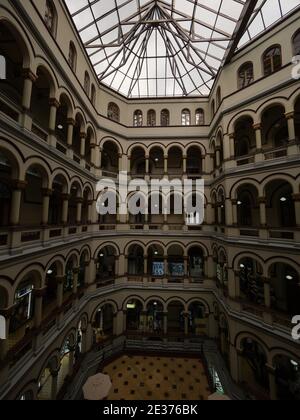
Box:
[144, 257, 148, 276]
[253, 123, 263, 150]
[229, 133, 235, 158]
[223, 134, 231, 161]
[184, 257, 188, 277]
[164, 256, 168, 277]
[0, 311, 11, 360]
[258, 197, 267, 227]
[10, 180, 27, 225]
[67, 118, 75, 147]
[145, 156, 150, 175]
[22, 69, 37, 112]
[163, 312, 168, 335]
[184, 312, 189, 335]
[42, 189, 52, 225]
[267, 365, 278, 401]
[285, 112, 296, 141]
[68, 346, 76, 377]
[49, 98, 60, 133]
[80, 132, 87, 158]
[228, 268, 239, 299]
[76, 198, 83, 224]
[50, 370, 59, 400]
[61, 194, 70, 224]
[225, 199, 233, 226]
[292, 194, 300, 227]
[118, 153, 123, 172]
[183, 155, 187, 175]
[164, 155, 168, 175]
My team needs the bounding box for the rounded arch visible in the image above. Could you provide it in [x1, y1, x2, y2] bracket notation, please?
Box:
[14, 266, 44, 295]
[227, 110, 256, 134]
[232, 252, 265, 273]
[235, 332, 269, 356]
[90, 300, 118, 323]
[123, 295, 145, 311]
[34, 62, 58, 98]
[258, 99, 288, 120]
[93, 242, 120, 259]
[45, 256, 65, 277]
[100, 137, 123, 154]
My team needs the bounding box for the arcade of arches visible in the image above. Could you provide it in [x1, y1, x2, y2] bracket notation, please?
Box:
[0, 0, 300, 402]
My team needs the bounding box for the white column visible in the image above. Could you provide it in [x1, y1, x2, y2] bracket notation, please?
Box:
[285, 112, 296, 141]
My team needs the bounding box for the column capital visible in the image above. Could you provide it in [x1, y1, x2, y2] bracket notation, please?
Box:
[253, 123, 261, 131]
[33, 287, 47, 298]
[258, 196, 267, 204]
[61, 193, 70, 201]
[22, 68, 37, 82]
[49, 98, 60, 108]
[67, 118, 76, 126]
[266, 364, 276, 375]
[73, 267, 80, 275]
[42, 188, 53, 197]
[80, 132, 87, 139]
[90, 143, 98, 150]
[285, 111, 294, 120]
[229, 133, 235, 139]
[12, 180, 27, 190]
[75, 197, 84, 204]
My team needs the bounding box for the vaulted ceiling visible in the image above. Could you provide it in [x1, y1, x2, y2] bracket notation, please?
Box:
[65, 0, 300, 98]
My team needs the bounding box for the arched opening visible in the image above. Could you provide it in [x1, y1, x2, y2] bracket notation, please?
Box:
[85, 128, 93, 164]
[64, 256, 77, 296]
[167, 301, 185, 333]
[181, 109, 191, 126]
[238, 62, 254, 89]
[187, 146, 202, 176]
[261, 106, 288, 148]
[101, 141, 119, 175]
[78, 252, 88, 290]
[292, 29, 300, 55]
[128, 245, 144, 276]
[265, 180, 296, 229]
[167, 193, 184, 226]
[45, 262, 59, 310]
[149, 147, 164, 177]
[0, 149, 17, 227]
[107, 102, 120, 122]
[234, 117, 255, 158]
[133, 110, 143, 127]
[49, 175, 67, 225]
[147, 109, 156, 126]
[217, 190, 226, 226]
[73, 114, 84, 157]
[21, 165, 47, 226]
[93, 304, 114, 344]
[91, 84, 96, 106]
[168, 146, 183, 177]
[37, 365, 53, 400]
[148, 193, 164, 226]
[188, 302, 207, 335]
[55, 94, 72, 146]
[44, 0, 57, 37]
[84, 71, 90, 96]
[270, 263, 300, 316]
[215, 251, 228, 291]
[196, 109, 205, 125]
[161, 109, 170, 126]
[239, 258, 264, 305]
[263, 45, 282, 76]
[30, 67, 53, 132]
[240, 338, 269, 397]
[126, 299, 143, 331]
[0, 21, 27, 113]
[167, 245, 185, 280]
[294, 97, 300, 141]
[68, 41, 77, 71]
[147, 245, 164, 277]
[68, 182, 82, 225]
[58, 337, 73, 393]
[274, 355, 300, 400]
[96, 246, 117, 283]
[216, 87, 221, 108]
[130, 147, 145, 176]
[237, 184, 259, 227]
[188, 246, 205, 280]
[145, 300, 164, 334]
[9, 272, 40, 341]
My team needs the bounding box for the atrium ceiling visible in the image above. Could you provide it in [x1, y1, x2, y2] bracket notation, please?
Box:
[65, 0, 300, 98]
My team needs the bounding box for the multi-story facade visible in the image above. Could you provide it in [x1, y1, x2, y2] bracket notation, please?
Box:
[0, 0, 299, 401]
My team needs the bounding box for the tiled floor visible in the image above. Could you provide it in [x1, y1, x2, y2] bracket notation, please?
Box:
[103, 355, 211, 401]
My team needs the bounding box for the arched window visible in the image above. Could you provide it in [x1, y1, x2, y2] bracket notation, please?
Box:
[45, 0, 57, 36]
[181, 109, 191, 126]
[292, 29, 300, 55]
[211, 100, 215, 117]
[263, 45, 282, 76]
[107, 102, 120, 122]
[84, 71, 90, 96]
[147, 110, 156, 127]
[216, 87, 221, 108]
[91, 84, 96, 106]
[161, 109, 170, 126]
[68, 42, 77, 72]
[196, 109, 205, 126]
[133, 110, 143, 127]
[238, 62, 254, 89]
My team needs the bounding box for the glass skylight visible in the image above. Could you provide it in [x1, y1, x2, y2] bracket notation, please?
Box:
[65, 0, 300, 98]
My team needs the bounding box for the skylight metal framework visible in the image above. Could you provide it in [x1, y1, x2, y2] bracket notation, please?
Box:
[65, 0, 300, 98]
